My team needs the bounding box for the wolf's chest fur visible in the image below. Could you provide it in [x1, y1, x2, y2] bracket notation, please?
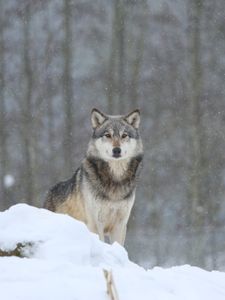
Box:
[53, 156, 142, 243]
[80, 155, 142, 241]
[83, 155, 142, 202]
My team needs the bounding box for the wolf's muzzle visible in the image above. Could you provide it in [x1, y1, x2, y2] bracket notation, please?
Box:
[112, 147, 121, 158]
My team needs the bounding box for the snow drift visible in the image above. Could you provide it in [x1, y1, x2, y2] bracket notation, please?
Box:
[0, 204, 225, 300]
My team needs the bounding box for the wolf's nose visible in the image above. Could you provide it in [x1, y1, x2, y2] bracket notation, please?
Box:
[112, 147, 121, 157]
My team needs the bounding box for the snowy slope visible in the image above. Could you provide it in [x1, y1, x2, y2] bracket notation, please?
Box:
[0, 204, 225, 300]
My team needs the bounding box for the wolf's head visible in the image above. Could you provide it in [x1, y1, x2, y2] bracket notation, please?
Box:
[87, 108, 143, 161]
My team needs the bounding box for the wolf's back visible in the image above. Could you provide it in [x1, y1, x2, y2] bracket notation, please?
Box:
[43, 171, 78, 211]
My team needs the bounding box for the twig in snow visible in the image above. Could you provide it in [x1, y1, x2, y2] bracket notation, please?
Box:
[103, 269, 119, 300]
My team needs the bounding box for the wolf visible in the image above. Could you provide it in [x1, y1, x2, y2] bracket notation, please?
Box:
[44, 108, 143, 245]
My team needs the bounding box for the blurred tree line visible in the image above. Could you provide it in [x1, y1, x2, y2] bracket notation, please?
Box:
[0, 0, 225, 270]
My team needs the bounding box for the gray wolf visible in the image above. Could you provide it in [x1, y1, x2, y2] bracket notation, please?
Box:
[44, 108, 143, 245]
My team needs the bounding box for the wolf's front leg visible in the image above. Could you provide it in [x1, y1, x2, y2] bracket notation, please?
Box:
[109, 224, 127, 246]
[87, 219, 105, 242]
[96, 224, 105, 242]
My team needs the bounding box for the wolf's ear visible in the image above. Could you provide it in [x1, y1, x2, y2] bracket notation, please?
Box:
[91, 108, 107, 129]
[124, 109, 140, 129]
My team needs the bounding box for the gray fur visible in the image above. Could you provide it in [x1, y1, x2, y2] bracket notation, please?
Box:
[44, 109, 143, 245]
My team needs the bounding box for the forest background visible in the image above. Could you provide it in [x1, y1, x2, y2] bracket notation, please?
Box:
[0, 0, 225, 270]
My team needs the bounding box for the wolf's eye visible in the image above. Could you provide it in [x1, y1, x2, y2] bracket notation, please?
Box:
[104, 133, 111, 138]
[122, 133, 128, 139]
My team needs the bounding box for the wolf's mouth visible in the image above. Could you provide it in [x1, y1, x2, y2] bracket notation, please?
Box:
[112, 153, 121, 158]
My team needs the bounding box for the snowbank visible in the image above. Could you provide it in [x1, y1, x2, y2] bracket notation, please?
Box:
[0, 204, 225, 300]
[0, 204, 130, 268]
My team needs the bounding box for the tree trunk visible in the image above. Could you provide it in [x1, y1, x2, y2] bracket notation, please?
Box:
[62, 0, 74, 176]
[0, 3, 8, 210]
[21, 2, 35, 206]
[117, 0, 126, 112]
[107, 0, 126, 114]
[189, 0, 205, 266]
[129, 2, 147, 109]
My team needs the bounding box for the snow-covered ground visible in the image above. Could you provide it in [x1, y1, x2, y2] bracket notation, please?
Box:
[0, 204, 225, 300]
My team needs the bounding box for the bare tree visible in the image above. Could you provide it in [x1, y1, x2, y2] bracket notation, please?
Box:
[107, 0, 127, 113]
[0, 1, 8, 209]
[128, 1, 147, 109]
[188, 0, 205, 266]
[20, 2, 35, 205]
[62, 0, 74, 176]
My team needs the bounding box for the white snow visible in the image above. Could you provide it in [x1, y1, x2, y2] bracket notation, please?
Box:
[0, 204, 225, 300]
